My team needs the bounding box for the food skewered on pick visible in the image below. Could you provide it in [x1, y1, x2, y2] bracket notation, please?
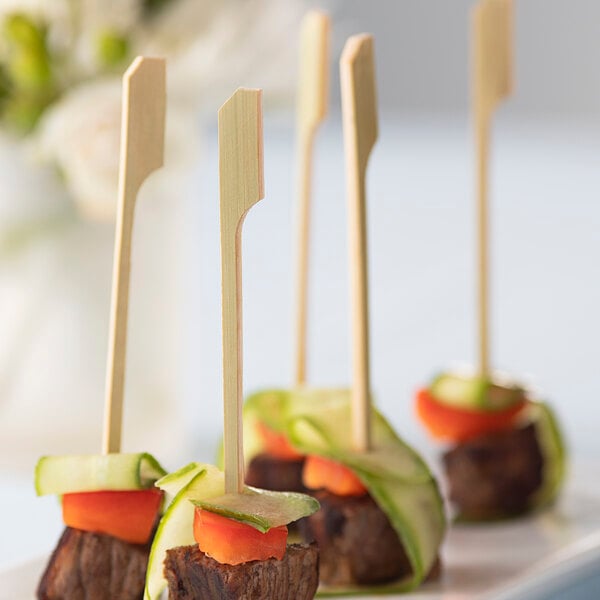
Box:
[241, 388, 446, 592]
[144, 463, 320, 600]
[35, 453, 167, 600]
[416, 372, 565, 520]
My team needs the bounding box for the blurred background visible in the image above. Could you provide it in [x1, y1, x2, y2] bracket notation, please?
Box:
[0, 0, 599, 585]
[326, 0, 600, 115]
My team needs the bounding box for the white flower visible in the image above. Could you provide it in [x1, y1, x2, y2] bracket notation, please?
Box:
[35, 78, 122, 220]
[34, 75, 198, 221]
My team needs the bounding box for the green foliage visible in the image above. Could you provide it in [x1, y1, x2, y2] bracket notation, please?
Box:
[7, 47, 52, 89]
[96, 30, 130, 69]
[0, 64, 11, 104]
[0, 0, 179, 135]
[4, 13, 44, 47]
[0, 13, 57, 134]
[2, 95, 46, 133]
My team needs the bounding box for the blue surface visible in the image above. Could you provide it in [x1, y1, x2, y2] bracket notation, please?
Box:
[544, 572, 600, 600]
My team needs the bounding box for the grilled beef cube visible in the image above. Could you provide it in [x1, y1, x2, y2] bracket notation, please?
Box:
[443, 422, 544, 520]
[298, 490, 411, 586]
[164, 542, 319, 600]
[37, 527, 151, 600]
[245, 454, 306, 493]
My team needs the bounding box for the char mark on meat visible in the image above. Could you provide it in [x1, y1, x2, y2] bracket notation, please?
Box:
[164, 542, 318, 600]
[298, 490, 412, 586]
[37, 527, 151, 600]
[443, 422, 544, 520]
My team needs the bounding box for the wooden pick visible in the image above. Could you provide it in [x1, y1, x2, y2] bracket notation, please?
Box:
[341, 35, 378, 453]
[102, 57, 166, 454]
[293, 9, 330, 387]
[473, 0, 513, 376]
[219, 88, 264, 494]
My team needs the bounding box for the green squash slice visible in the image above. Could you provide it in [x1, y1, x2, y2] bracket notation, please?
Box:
[247, 388, 446, 593]
[236, 388, 305, 466]
[35, 452, 167, 495]
[145, 463, 224, 600]
[429, 371, 525, 412]
[192, 487, 319, 532]
[528, 401, 567, 509]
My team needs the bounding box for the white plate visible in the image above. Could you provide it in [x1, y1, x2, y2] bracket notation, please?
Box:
[3, 479, 600, 600]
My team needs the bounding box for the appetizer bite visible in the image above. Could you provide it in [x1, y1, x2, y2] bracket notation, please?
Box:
[245, 10, 330, 495]
[145, 463, 319, 600]
[36, 454, 166, 599]
[416, 373, 565, 520]
[291, 389, 443, 591]
[245, 34, 446, 593]
[296, 35, 444, 591]
[415, 0, 565, 521]
[35, 57, 168, 599]
[144, 88, 320, 600]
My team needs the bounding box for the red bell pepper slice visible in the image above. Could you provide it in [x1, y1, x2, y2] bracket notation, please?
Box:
[193, 508, 288, 565]
[303, 454, 367, 497]
[415, 388, 527, 443]
[62, 488, 162, 544]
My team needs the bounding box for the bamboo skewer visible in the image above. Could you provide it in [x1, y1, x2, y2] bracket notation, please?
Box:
[219, 88, 265, 494]
[341, 35, 378, 453]
[102, 57, 166, 454]
[472, 0, 513, 376]
[293, 10, 330, 387]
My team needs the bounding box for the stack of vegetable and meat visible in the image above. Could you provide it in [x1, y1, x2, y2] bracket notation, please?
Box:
[416, 373, 565, 520]
[35, 57, 168, 600]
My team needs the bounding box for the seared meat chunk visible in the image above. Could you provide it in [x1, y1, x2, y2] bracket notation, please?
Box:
[443, 422, 544, 520]
[164, 542, 318, 600]
[298, 490, 411, 586]
[245, 454, 306, 493]
[37, 527, 150, 600]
